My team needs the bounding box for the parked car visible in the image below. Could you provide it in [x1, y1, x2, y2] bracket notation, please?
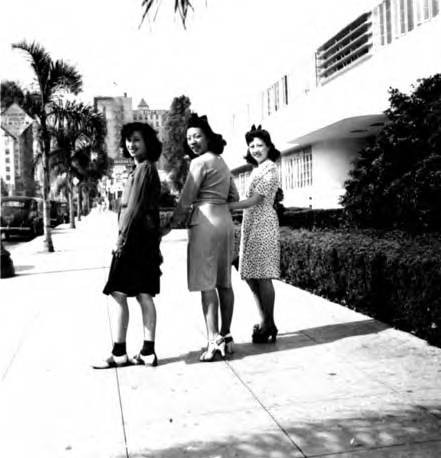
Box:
[1, 196, 44, 239]
[50, 200, 69, 227]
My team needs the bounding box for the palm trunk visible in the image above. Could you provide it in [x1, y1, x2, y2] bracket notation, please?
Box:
[67, 177, 76, 229]
[77, 184, 82, 221]
[83, 187, 90, 215]
[66, 178, 75, 229]
[41, 131, 54, 252]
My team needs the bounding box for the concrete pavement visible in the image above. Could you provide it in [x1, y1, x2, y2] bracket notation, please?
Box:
[1, 209, 440, 458]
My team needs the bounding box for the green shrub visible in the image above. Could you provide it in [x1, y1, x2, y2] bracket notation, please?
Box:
[279, 227, 441, 346]
[342, 74, 441, 232]
[281, 207, 345, 229]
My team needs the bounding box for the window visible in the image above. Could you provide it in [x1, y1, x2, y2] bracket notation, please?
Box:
[316, 12, 373, 84]
[5, 149, 10, 155]
[274, 82, 280, 112]
[282, 147, 313, 190]
[423, 0, 430, 19]
[6, 166, 10, 172]
[282, 75, 289, 105]
[379, 2, 386, 44]
[266, 88, 272, 116]
[6, 175, 10, 181]
[6, 157, 10, 163]
[385, 0, 392, 43]
[407, 0, 415, 30]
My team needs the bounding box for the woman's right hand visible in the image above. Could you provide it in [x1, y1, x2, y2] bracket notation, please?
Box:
[112, 246, 124, 258]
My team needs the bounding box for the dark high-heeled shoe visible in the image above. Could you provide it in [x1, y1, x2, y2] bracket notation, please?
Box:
[252, 324, 278, 344]
[222, 333, 234, 354]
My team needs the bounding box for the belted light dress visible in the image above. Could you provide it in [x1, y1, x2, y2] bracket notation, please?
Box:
[174, 152, 239, 291]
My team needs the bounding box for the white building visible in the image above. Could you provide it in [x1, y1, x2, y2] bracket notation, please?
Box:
[230, 0, 441, 208]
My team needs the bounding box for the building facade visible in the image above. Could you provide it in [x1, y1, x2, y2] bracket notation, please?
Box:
[132, 98, 167, 139]
[230, 0, 441, 208]
[94, 94, 133, 160]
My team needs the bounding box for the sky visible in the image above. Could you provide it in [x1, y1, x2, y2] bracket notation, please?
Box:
[1, 0, 381, 135]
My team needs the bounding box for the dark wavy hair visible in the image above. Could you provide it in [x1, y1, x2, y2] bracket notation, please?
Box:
[244, 124, 281, 166]
[120, 122, 162, 162]
[183, 113, 226, 159]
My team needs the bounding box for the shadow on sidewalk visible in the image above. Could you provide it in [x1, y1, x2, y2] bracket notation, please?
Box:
[116, 404, 441, 458]
[9, 265, 108, 277]
[158, 319, 387, 366]
[119, 432, 302, 458]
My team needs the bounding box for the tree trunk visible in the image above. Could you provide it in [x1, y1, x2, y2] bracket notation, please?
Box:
[68, 184, 76, 229]
[77, 184, 82, 221]
[83, 187, 90, 215]
[41, 133, 54, 252]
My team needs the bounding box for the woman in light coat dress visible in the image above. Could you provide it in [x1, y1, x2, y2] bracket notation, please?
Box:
[170, 114, 239, 361]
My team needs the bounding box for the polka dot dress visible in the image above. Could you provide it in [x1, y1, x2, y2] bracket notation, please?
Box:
[239, 160, 280, 279]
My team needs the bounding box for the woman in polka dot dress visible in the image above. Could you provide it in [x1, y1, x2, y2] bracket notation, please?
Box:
[229, 125, 281, 344]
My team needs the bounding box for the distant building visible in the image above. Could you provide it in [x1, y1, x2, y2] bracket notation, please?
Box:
[0, 103, 36, 196]
[230, 0, 441, 208]
[94, 94, 133, 160]
[133, 98, 167, 139]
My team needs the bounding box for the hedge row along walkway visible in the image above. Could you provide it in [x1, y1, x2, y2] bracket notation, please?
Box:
[1, 209, 441, 457]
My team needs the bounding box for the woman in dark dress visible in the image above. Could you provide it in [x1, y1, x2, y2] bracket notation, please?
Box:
[93, 122, 163, 369]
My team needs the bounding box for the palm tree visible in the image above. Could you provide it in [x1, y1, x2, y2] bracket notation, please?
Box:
[140, 0, 194, 27]
[12, 40, 82, 252]
[49, 100, 106, 228]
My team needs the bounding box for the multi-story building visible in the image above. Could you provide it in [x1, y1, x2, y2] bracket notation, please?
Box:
[133, 98, 167, 139]
[0, 103, 36, 197]
[230, 0, 441, 208]
[94, 94, 133, 160]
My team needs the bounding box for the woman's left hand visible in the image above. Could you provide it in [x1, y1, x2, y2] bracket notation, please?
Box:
[160, 222, 172, 237]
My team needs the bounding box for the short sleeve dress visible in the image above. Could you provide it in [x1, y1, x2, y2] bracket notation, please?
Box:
[239, 159, 280, 280]
[103, 159, 162, 297]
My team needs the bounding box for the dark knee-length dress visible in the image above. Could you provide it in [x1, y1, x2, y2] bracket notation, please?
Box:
[103, 159, 162, 297]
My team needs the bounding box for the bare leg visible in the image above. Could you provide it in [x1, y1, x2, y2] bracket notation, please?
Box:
[246, 279, 265, 326]
[91, 291, 130, 368]
[109, 291, 129, 343]
[200, 289, 226, 361]
[218, 286, 234, 336]
[136, 293, 156, 341]
[201, 289, 219, 340]
[258, 279, 276, 328]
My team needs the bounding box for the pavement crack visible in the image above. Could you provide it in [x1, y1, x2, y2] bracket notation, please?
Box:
[105, 297, 130, 458]
[224, 360, 307, 457]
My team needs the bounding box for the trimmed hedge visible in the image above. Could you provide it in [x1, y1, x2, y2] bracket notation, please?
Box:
[280, 207, 345, 229]
[279, 227, 441, 346]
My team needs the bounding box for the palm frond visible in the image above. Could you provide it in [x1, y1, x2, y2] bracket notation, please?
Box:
[49, 60, 82, 97]
[140, 0, 159, 27]
[12, 40, 51, 99]
[175, 0, 193, 27]
[139, 0, 193, 28]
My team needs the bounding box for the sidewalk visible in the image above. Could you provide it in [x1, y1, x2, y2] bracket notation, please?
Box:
[1, 209, 440, 458]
